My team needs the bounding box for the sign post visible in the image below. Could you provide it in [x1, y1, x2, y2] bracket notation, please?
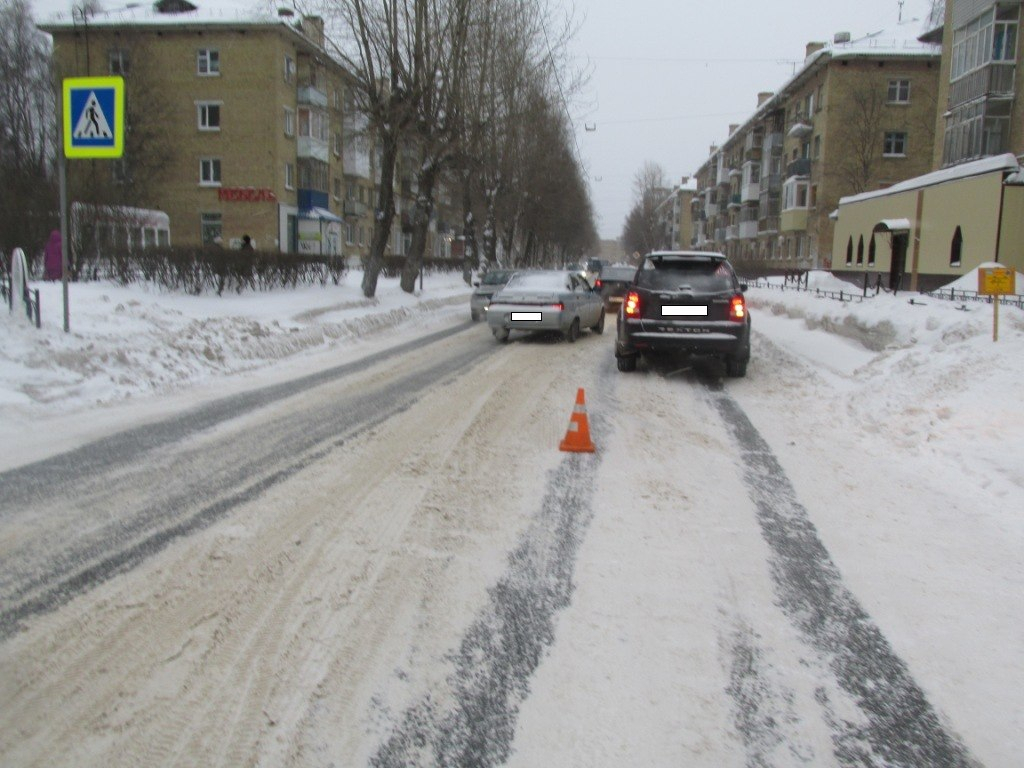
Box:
[978, 265, 1016, 342]
[59, 76, 125, 331]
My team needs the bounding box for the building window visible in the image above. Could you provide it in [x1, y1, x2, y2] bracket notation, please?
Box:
[857, 235, 864, 264]
[887, 79, 911, 103]
[813, 135, 821, 159]
[284, 107, 295, 137]
[951, 8, 1019, 80]
[284, 55, 296, 83]
[950, 226, 963, 266]
[333, 177, 341, 200]
[299, 108, 329, 141]
[993, 17, 1018, 61]
[846, 237, 853, 265]
[108, 48, 129, 75]
[285, 162, 295, 190]
[333, 131, 342, 156]
[199, 158, 221, 186]
[197, 102, 221, 131]
[201, 212, 222, 245]
[884, 131, 907, 157]
[197, 49, 220, 75]
[782, 177, 809, 210]
[868, 235, 876, 266]
[346, 222, 355, 245]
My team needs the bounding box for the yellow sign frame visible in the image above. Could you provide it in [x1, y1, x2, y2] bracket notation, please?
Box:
[978, 266, 1016, 296]
[62, 76, 125, 159]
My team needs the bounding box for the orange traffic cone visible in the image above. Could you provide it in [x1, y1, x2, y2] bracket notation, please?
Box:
[559, 388, 596, 453]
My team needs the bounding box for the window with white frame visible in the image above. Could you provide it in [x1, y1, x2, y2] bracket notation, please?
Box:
[884, 131, 908, 156]
[200, 158, 221, 186]
[197, 49, 220, 75]
[197, 102, 221, 131]
[951, 8, 1019, 80]
[284, 107, 295, 137]
[887, 79, 911, 103]
[201, 212, 222, 245]
[285, 162, 295, 190]
[782, 177, 809, 210]
[298, 108, 329, 141]
[284, 55, 296, 83]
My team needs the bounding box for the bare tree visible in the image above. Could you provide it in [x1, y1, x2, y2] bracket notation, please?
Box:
[0, 0, 56, 263]
[620, 161, 666, 255]
[833, 78, 891, 195]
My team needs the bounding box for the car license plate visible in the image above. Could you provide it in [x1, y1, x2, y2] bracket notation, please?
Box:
[511, 311, 542, 321]
[662, 306, 707, 316]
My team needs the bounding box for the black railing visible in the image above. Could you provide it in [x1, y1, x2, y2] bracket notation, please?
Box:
[2, 274, 41, 328]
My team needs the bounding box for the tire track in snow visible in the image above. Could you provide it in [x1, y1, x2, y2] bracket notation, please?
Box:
[708, 385, 979, 767]
[369, 407, 608, 767]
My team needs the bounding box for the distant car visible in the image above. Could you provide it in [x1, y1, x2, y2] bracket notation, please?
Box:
[615, 251, 751, 376]
[580, 258, 605, 286]
[595, 265, 637, 313]
[470, 269, 514, 321]
[486, 270, 605, 343]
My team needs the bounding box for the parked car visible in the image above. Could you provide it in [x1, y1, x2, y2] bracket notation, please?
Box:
[615, 251, 751, 376]
[486, 270, 605, 343]
[595, 265, 637, 313]
[470, 269, 515, 321]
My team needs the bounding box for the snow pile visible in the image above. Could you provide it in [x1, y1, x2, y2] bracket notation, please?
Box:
[1, 271, 471, 415]
[746, 267, 1024, 497]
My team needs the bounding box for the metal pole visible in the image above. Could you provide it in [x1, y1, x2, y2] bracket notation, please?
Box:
[59, 144, 70, 332]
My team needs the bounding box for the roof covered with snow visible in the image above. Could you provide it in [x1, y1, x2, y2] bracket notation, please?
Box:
[38, 0, 285, 29]
[838, 154, 1021, 206]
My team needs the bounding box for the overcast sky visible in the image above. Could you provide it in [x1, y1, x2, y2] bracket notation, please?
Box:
[30, 0, 939, 241]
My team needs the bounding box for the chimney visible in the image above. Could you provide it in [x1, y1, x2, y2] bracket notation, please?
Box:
[757, 91, 774, 107]
[834, 31, 851, 44]
[805, 41, 826, 59]
[300, 15, 325, 47]
[728, 123, 739, 135]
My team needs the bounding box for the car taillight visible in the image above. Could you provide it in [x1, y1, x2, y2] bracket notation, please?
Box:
[624, 291, 641, 319]
[594, 279, 602, 289]
[729, 294, 746, 321]
[552, 302, 564, 311]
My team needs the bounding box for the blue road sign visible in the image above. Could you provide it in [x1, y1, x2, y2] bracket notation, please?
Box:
[63, 77, 124, 159]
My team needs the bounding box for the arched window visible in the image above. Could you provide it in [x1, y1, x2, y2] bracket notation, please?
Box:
[846, 237, 853, 265]
[950, 226, 963, 267]
[868, 235, 876, 266]
[857, 235, 864, 264]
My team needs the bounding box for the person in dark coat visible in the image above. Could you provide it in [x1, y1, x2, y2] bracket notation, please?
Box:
[241, 234, 253, 250]
[44, 230, 62, 280]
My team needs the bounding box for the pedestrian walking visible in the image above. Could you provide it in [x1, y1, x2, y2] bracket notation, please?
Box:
[44, 230, 62, 280]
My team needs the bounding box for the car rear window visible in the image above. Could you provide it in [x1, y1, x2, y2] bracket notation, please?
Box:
[600, 267, 637, 282]
[638, 259, 735, 291]
[505, 272, 568, 291]
[481, 270, 512, 285]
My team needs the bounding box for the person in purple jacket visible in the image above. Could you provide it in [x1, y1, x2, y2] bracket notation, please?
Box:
[43, 229, 62, 281]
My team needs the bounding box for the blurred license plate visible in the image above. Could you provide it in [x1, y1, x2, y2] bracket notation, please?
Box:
[511, 312, 542, 321]
[662, 306, 707, 316]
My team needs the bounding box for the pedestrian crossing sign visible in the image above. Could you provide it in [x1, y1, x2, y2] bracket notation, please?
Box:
[63, 76, 125, 159]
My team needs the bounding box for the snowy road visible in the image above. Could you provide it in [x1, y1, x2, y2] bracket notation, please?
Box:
[0, 314, 1007, 766]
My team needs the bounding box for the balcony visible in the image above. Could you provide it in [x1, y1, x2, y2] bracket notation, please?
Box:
[727, 193, 742, 209]
[741, 181, 760, 202]
[343, 199, 368, 218]
[758, 215, 780, 234]
[715, 227, 727, 243]
[298, 83, 328, 107]
[787, 121, 813, 139]
[781, 208, 808, 232]
[705, 202, 719, 217]
[786, 158, 812, 178]
[949, 63, 1016, 107]
[298, 136, 329, 162]
[725, 225, 738, 241]
[762, 132, 784, 153]
[739, 220, 759, 239]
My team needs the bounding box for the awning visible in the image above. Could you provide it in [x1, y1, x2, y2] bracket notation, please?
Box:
[873, 218, 911, 233]
[300, 206, 343, 223]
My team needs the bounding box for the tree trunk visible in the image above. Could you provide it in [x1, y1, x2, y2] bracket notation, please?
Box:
[461, 173, 478, 283]
[400, 163, 438, 293]
[362, 133, 399, 298]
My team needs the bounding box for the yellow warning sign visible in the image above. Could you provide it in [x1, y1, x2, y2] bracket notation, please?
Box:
[978, 267, 1015, 296]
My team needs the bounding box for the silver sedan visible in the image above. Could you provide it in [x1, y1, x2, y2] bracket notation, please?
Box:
[485, 270, 605, 342]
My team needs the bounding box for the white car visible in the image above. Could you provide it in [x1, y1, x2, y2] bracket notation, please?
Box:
[486, 270, 605, 343]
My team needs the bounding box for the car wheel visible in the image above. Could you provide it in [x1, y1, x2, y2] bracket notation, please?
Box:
[493, 327, 510, 343]
[616, 354, 637, 372]
[591, 309, 605, 334]
[565, 317, 581, 343]
[725, 355, 748, 377]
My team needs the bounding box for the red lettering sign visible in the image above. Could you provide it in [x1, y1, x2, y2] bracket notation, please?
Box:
[217, 187, 277, 203]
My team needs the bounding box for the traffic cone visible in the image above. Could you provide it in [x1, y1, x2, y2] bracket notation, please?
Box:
[559, 388, 595, 453]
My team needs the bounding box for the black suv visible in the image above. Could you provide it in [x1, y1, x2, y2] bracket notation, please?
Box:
[615, 251, 751, 377]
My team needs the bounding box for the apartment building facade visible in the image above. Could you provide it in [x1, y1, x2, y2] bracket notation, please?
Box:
[690, 23, 941, 273]
[654, 178, 697, 250]
[41, 3, 393, 262]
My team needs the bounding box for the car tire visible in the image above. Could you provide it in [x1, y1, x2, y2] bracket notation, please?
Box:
[616, 354, 637, 372]
[493, 327, 510, 343]
[565, 317, 580, 343]
[591, 310, 605, 334]
[725, 355, 748, 377]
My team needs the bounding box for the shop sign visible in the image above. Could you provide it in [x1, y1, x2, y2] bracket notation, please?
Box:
[218, 187, 277, 203]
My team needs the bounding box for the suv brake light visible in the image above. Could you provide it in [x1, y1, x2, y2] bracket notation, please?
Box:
[594, 278, 602, 289]
[624, 291, 641, 319]
[729, 294, 746, 321]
